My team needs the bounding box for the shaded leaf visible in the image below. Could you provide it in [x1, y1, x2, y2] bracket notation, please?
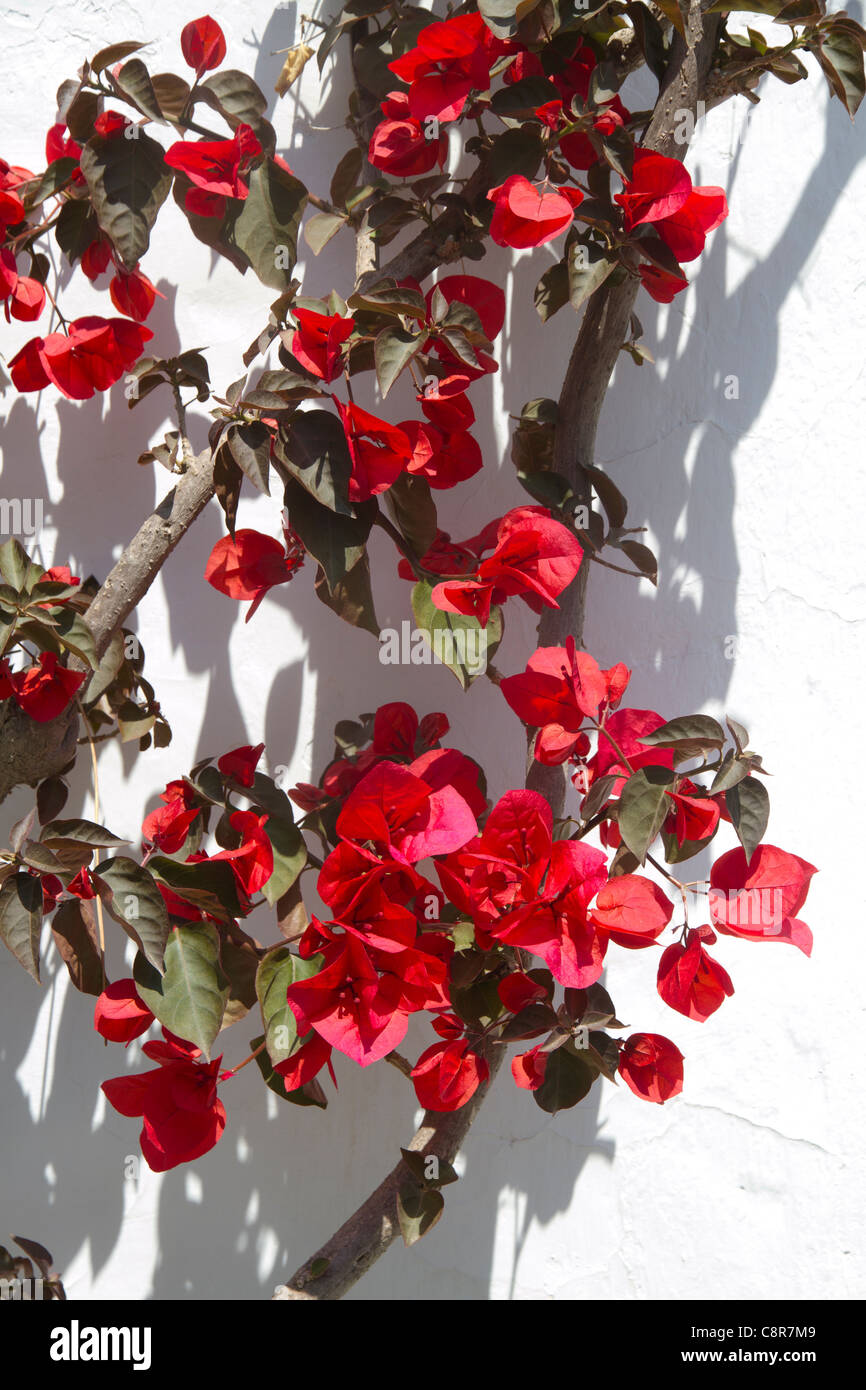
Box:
[51, 899, 103, 996]
[0, 873, 43, 983]
[96, 857, 170, 971]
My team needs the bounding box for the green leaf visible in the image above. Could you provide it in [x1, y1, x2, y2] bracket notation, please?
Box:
[330, 147, 364, 207]
[41, 818, 128, 848]
[533, 1046, 596, 1114]
[710, 751, 753, 794]
[255, 946, 319, 1065]
[133, 923, 229, 1059]
[51, 899, 103, 996]
[283, 476, 374, 593]
[303, 210, 347, 255]
[150, 72, 192, 125]
[113, 58, 165, 123]
[567, 240, 615, 311]
[386, 472, 438, 557]
[274, 409, 357, 516]
[251, 1034, 327, 1107]
[226, 421, 271, 496]
[485, 125, 545, 185]
[314, 554, 380, 637]
[148, 855, 244, 924]
[90, 40, 146, 74]
[198, 69, 271, 142]
[0, 538, 42, 592]
[397, 1184, 445, 1246]
[261, 817, 307, 906]
[624, 2, 669, 84]
[374, 325, 422, 398]
[726, 778, 770, 868]
[534, 260, 569, 322]
[616, 538, 658, 585]
[816, 32, 866, 116]
[20, 158, 79, 210]
[410, 581, 502, 689]
[347, 283, 427, 319]
[51, 610, 97, 668]
[639, 714, 726, 760]
[491, 75, 560, 118]
[96, 857, 170, 972]
[584, 463, 627, 528]
[0, 873, 44, 983]
[79, 128, 171, 271]
[234, 160, 307, 290]
[616, 765, 675, 864]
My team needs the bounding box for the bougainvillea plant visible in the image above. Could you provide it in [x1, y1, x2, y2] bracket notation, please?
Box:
[0, 2, 859, 1299]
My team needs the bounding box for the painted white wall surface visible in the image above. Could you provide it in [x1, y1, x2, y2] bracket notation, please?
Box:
[1, 0, 864, 1302]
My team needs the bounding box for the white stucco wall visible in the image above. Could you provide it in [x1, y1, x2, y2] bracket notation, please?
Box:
[1, 0, 864, 1301]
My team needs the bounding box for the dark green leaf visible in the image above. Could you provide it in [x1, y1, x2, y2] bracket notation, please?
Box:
[0, 873, 44, 983]
[96, 857, 170, 971]
[726, 777, 770, 867]
[274, 409, 357, 515]
[234, 160, 307, 290]
[51, 900, 103, 996]
[148, 855, 244, 924]
[616, 765, 675, 863]
[374, 325, 422, 398]
[113, 59, 164, 123]
[41, 818, 128, 848]
[79, 128, 171, 271]
[314, 554, 379, 636]
[639, 714, 726, 759]
[226, 421, 271, 495]
[533, 1046, 596, 1113]
[410, 581, 502, 689]
[261, 817, 307, 906]
[133, 923, 229, 1059]
[90, 40, 146, 74]
[386, 471, 438, 557]
[534, 260, 569, 322]
[567, 240, 615, 310]
[397, 1184, 445, 1246]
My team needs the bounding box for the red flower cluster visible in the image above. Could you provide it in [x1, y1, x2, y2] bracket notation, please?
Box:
[8, 316, 152, 399]
[205, 523, 305, 621]
[291, 306, 355, 382]
[437, 789, 671, 988]
[501, 638, 629, 764]
[180, 15, 226, 77]
[0, 652, 85, 722]
[615, 151, 728, 303]
[1, 249, 45, 323]
[487, 176, 582, 250]
[165, 124, 262, 218]
[102, 1027, 226, 1171]
[289, 700, 452, 814]
[368, 90, 449, 177]
[387, 12, 508, 124]
[417, 505, 583, 628]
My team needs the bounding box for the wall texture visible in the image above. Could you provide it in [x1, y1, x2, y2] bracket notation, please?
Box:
[1, 1, 864, 1301]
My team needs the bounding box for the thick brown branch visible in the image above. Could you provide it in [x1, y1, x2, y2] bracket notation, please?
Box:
[272, 1041, 506, 1300]
[79, 449, 216, 665]
[527, 2, 724, 818]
